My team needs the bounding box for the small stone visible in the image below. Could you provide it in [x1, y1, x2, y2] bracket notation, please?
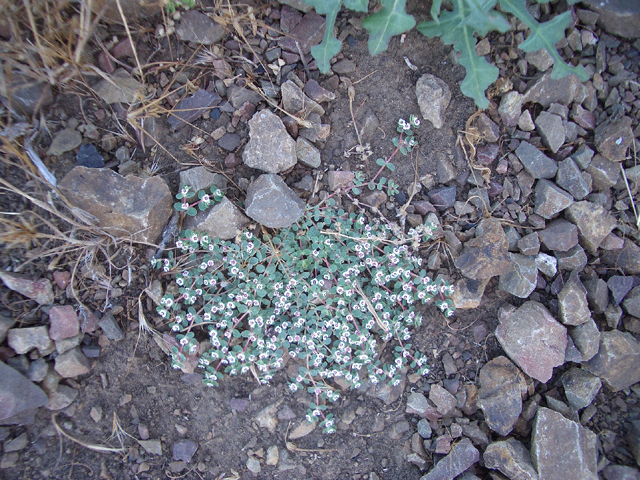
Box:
[266, 446, 279, 466]
[245, 174, 305, 228]
[561, 368, 602, 410]
[168, 89, 221, 130]
[0, 272, 54, 305]
[538, 219, 578, 252]
[558, 272, 591, 326]
[570, 104, 595, 130]
[583, 278, 609, 314]
[173, 439, 198, 463]
[585, 330, 640, 392]
[523, 72, 585, 107]
[176, 10, 225, 45]
[327, 170, 354, 191]
[556, 157, 591, 200]
[278, 10, 325, 54]
[289, 419, 316, 439]
[246, 456, 261, 473]
[4, 432, 29, 452]
[608, 276, 635, 305]
[90, 406, 103, 422]
[484, 438, 538, 480]
[416, 74, 451, 129]
[0, 361, 48, 423]
[499, 253, 537, 299]
[518, 110, 536, 131]
[218, 133, 241, 152]
[26, 358, 48, 383]
[48, 306, 79, 341]
[451, 277, 489, 310]
[534, 179, 573, 219]
[518, 232, 540, 256]
[93, 69, 144, 105]
[296, 137, 321, 168]
[406, 392, 430, 417]
[417, 419, 432, 439]
[54, 347, 90, 378]
[623, 286, 640, 318]
[139, 439, 162, 456]
[45, 385, 78, 410]
[455, 218, 511, 280]
[587, 154, 620, 191]
[594, 116, 633, 162]
[499, 91, 524, 127]
[331, 59, 356, 74]
[515, 141, 558, 179]
[7, 326, 53, 355]
[535, 111, 565, 153]
[535, 253, 557, 277]
[427, 186, 456, 211]
[526, 48, 554, 71]
[98, 313, 124, 341]
[602, 240, 640, 275]
[243, 110, 297, 174]
[475, 113, 500, 142]
[569, 318, 601, 361]
[429, 384, 457, 417]
[48, 128, 82, 156]
[565, 201, 617, 253]
[555, 245, 588, 271]
[421, 438, 479, 480]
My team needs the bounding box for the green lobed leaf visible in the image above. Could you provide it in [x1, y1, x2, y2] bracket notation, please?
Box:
[306, 0, 343, 73]
[499, 0, 587, 81]
[343, 0, 368, 12]
[361, 0, 416, 56]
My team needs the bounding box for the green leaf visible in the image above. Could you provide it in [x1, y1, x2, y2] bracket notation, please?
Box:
[376, 157, 386, 167]
[307, 0, 343, 73]
[386, 162, 395, 172]
[187, 207, 197, 216]
[499, 0, 587, 81]
[431, 0, 443, 20]
[362, 0, 416, 56]
[344, 0, 368, 12]
[352, 187, 361, 195]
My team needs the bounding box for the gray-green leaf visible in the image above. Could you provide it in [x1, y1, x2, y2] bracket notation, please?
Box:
[362, 0, 416, 56]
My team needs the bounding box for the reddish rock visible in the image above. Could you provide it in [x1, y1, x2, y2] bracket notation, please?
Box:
[48, 306, 79, 341]
[0, 272, 54, 305]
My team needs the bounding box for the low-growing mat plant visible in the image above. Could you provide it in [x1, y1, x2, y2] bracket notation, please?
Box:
[305, 0, 587, 109]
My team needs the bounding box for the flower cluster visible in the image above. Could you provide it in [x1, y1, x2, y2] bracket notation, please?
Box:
[393, 114, 420, 155]
[152, 197, 455, 434]
[174, 184, 224, 217]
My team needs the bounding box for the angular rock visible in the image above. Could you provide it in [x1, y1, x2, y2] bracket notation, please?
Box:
[570, 104, 596, 130]
[499, 91, 524, 127]
[176, 10, 225, 45]
[93, 69, 145, 105]
[416, 74, 451, 129]
[75, 144, 104, 168]
[477, 356, 525, 436]
[179, 167, 227, 194]
[534, 179, 573, 219]
[7, 326, 53, 355]
[327, 170, 354, 191]
[47, 128, 82, 156]
[281, 80, 324, 117]
[531, 407, 597, 480]
[556, 157, 591, 200]
[139, 439, 162, 456]
[561, 368, 602, 410]
[429, 384, 457, 417]
[558, 272, 591, 326]
[555, 245, 588, 271]
[499, 253, 537, 299]
[535, 111, 565, 153]
[602, 240, 640, 274]
[451, 278, 488, 309]
[227, 86, 262, 109]
[536, 252, 558, 276]
[406, 392, 431, 417]
[168, 89, 221, 130]
[98, 312, 124, 341]
[0, 314, 15, 344]
[496, 301, 567, 382]
[475, 113, 500, 142]
[304, 79, 335, 103]
[587, 154, 620, 190]
[245, 174, 305, 228]
[585, 330, 640, 391]
[524, 72, 585, 107]
[420, 438, 479, 480]
[454, 218, 511, 280]
[296, 137, 321, 168]
[48, 305, 79, 341]
[623, 286, 640, 318]
[594, 116, 634, 162]
[538, 219, 578, 251]
[581, 0, 640, 38]
[583, 278, 609, 314]
[217, 133, 240, 152]
[515, 141, 557, 179]
[184, 197, 250, 240]
[565, 201, 617, 253]
[58, 167, 172, 243]
[173, 438, 198, 463]
[608, 275, 635, 305]
[54, 347, 90, 378]
[427, 186, 456, 211]
[0, 361, 48, 425]
[0, 272, 54, 305]
[602, 465, 640, 480]
[517, 232, 540, 256]
[526, 48, 554, 71]
[46, 384, 78, 411]
[243, 110, 297, 174]
[484, 438, 538, 480]
[278, 11, 325, 54]
[569, 318, 601, 361]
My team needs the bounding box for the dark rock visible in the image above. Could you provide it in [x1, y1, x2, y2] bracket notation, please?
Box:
[281, 80, 324, 117]
[565, 201, 617, 253]
[420, 438, 479, 480]
[623, 286, 640, 318]
[583, 278, 609, 314]
[217, 133, 241, 152]
[594, 116, 634, 162]
[360, 190, 387, 208]
[587, 154, 621, 190]
[535, 111, 565, 153]
[332, 59, 356, 74]
[585, 330, 640, 391]
[3, 76, 53, 116]
[304, 79, 335, 103]
[427, 186, 456, 210]
[524, 72, 585, 107]
[572, 144, 595, 169]
[477, 356, 525, 436]
[75, 144, 104, 168]
[184, 197, 250, 240]
[515, 141, 558, 179]
[608, 275, 635, 305]
[99, 312, 124, 341]
[176, 10, 225, 45]
[245, 174, 305, 228]
[484, 438, 538, 480]
[602, 240, 640, 274]
[555, 245, 588, 271]
[429, 384, 457, 417]
[538, 219, 578, 252]
[476, 143, 499, 166]
[278, 11, 325, 54]
[602, 465, 640, 480]
[496, 301, 567, 382]
[58, 167, 173, 243]
[0, 272, 54, 305]
[580, 0, 640, 39]
[475, 113, 500, 142]
[416, 74, 451, 129]
[168, 89, 221, 130]
[534, 179, 573, 219]
[561, 368, 602, 410]
[517, 232, 540, 256]
[451, 278, 488, 310]
[243, 110, 297, 174]
[227, 86, 262, 109]
[0, 361, 48, 424]
[454, 218, 511, 280]
[556, 157, 591, 200]
[531, 407, 597, 480]
[173, 438, 198, 463]
[499, 253, 537, 299]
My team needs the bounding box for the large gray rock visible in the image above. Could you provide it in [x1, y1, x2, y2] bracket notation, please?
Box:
[556, 157, 591, 200]
[420, 438, 479, 480]
[565, 201, 617, 253]
[184, 197, 250, 240]
[58, 167, 173, 243]
[531, 407, 597, 480]
[581, 0, 640, 38]
[534, 179, 574, 219]
[243, 110, 297, 174]
[496, 302, 567, 382]
[0, 361, 48, 425]
[584, 330, 640, 392]
[538, 219, 579, 251]
[524, 72, 585, 107]
[484, 438, 538, 480]
[594, 116, 634, 162]
[561, 368, 602, 410]
[416, 74, 451, 129]
[477, 356, 525, 436]
[176, 10, 226, 45]
[245, 174, 305, 228]
[498, 253, 537, 299]
[602, 240, 640, 275]
[515, 141, 558, 179]
[454, 218, 511, 280]
[569, 318, 601, 361]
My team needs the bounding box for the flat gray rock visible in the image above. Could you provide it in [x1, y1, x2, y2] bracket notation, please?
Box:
[47, 128, 82, 156]
[558, 272, 591, 326]
[416, 74, 451, 129]
[561, 368, 602, 410]
[0, 361, 48, 424]
[565, 201, 617, 253]
[484, 438, 538, 480]
[535, 111, 565, 153]
[556, 157, 591, 200]
[594, 116, 634, 161]
[498, 253, 537, 299]
[184, 197, 250, 240]
[245, 174, 305, 228]
[420, 438, 479, 480]
[168, 89, 221, 130]
[243, 110, 297, 174]
[93, 68, 145, 105]
[534, 179, 574, 219]
[515, 141, 557, 179]
[176, 10, 225, 45]
[585, 330, 640, 391]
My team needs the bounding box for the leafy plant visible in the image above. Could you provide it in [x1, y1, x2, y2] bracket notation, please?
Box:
[152, 191, 455, 434]
[166, 0, 195, 14]
[304, 0, 587, 109]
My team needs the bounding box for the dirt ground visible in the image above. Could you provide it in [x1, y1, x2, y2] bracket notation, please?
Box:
[1, 0, 638, 479]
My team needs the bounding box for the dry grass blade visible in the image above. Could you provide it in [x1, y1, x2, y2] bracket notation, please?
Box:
[620, 162, 639, 230]
[52, 413, 125, 454]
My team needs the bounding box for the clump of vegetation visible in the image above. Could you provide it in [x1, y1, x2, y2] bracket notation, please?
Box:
[305, 0, 587, 109]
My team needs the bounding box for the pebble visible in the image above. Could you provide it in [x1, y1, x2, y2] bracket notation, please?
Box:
[172, 439, 198, 463]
